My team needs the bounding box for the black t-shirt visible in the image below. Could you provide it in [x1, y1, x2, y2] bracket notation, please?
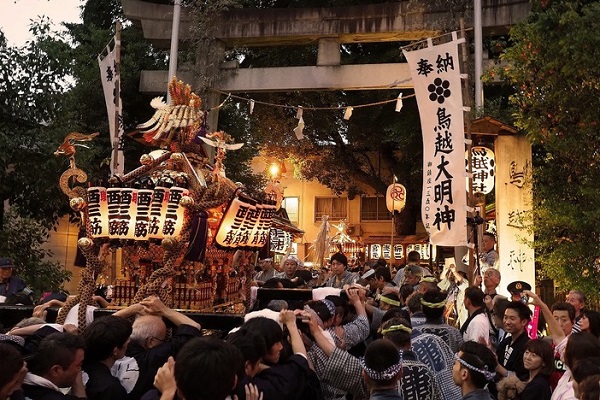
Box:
[496, 330, 530, 381]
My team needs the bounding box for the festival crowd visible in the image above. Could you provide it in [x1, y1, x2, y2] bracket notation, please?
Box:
[1, 247, 600, 400]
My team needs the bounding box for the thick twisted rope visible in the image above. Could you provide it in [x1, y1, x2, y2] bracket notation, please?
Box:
[56, 244, 104, 332]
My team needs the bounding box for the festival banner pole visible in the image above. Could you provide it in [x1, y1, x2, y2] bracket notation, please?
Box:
[113, 22, 122, 177]
[112, 22, 122, 286]
[166, 0, 182, 104]
[459, 18, 477, 284]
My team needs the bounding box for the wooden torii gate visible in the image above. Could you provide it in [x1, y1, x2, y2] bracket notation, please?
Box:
[122, 0, 535, 294]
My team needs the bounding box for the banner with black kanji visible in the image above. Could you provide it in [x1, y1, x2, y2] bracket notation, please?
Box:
[98, 39, 124, 176]
[403, 34, 468, 246]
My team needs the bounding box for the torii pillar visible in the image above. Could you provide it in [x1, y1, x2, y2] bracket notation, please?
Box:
[471, 116, 535, 296]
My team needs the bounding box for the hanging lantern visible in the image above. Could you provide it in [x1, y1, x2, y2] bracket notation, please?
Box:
[106, 186, 122, 239]
[406, 243, 437, 261]
[393, 244, 404, 260]
[215, 193, 276, 249]
[467, 146, 495, 194]
[246, 202, 264, 246]
[370, 244, 382, 260]
[270, 228, 293, 253]
[148, 185, 169, 240]
[134, 187, 154, 240]
[87, 186, 109, 239]
[386, 183, 407, 212]
[119, 187, 138, 240]
[382, 244, 392, 260]
[162, 186, 190, 239]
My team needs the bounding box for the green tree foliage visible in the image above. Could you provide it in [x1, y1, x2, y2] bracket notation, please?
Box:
[0, 210, 72, 299]
[0, 21, 74, 228]
[498, 0, 600, 298]
[62, 0, 168, 178]
[0, 0, 167, 294]
[0, 1, 167, 228]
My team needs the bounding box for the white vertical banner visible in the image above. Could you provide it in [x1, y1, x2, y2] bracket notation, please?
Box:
[98, 38, 124, 176]
[495, 135, 535, 294]
[403, 35, 468, 246]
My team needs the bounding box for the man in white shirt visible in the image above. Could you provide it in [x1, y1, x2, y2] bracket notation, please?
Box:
[460, 286, 491, 349]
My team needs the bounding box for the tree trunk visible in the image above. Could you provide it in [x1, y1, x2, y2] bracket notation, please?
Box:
[396, 202, 418, 235]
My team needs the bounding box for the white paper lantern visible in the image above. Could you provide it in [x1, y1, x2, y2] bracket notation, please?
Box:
[394, 244, 404, 260]
[148, 186, 169, 240]
[467, 146, 495, 194]
[162, 186, 189, 239]
[216, 194, 276, 249]
[134, 189, 154, 240]
[406, 243, 437, 261]
[106, 187, 122, 239]
[119, 188, 138, 240]
[370, 244, 382, 260]
[386, 183, 407, 212]
[87, 187, 109, 239]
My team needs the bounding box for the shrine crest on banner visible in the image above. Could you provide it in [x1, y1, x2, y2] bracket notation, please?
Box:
[403, 33, 468, 246]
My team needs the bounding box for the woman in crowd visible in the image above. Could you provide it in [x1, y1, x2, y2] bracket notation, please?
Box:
[575, 374, 600, 400]
[553, 332, 600, 400]
[520, 339, 554, 400]
[579, 310, 600, 338]
[571, 358, 600, 400]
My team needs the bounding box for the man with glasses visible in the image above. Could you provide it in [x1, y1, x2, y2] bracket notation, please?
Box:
[482, 268, 501, 309]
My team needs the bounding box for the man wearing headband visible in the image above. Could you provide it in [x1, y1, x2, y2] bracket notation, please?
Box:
[378, 293, 402, 311]
[413, 290, 463, 353]
[275, 256, 300, 280]
[392, 251, 431, 286]
[379, 318, 441, 399]
[402, 265, 423, 290]
[452, 341, 497, 399]
[361, 339, 403, 399]
[307, 289, 370, 400]
[417, 275, 439, 293]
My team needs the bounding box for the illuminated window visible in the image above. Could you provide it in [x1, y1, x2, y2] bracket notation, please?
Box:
[360, 196, 392, 221]
[281, 197, 299, 224]
[315, 197, 347, 221]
